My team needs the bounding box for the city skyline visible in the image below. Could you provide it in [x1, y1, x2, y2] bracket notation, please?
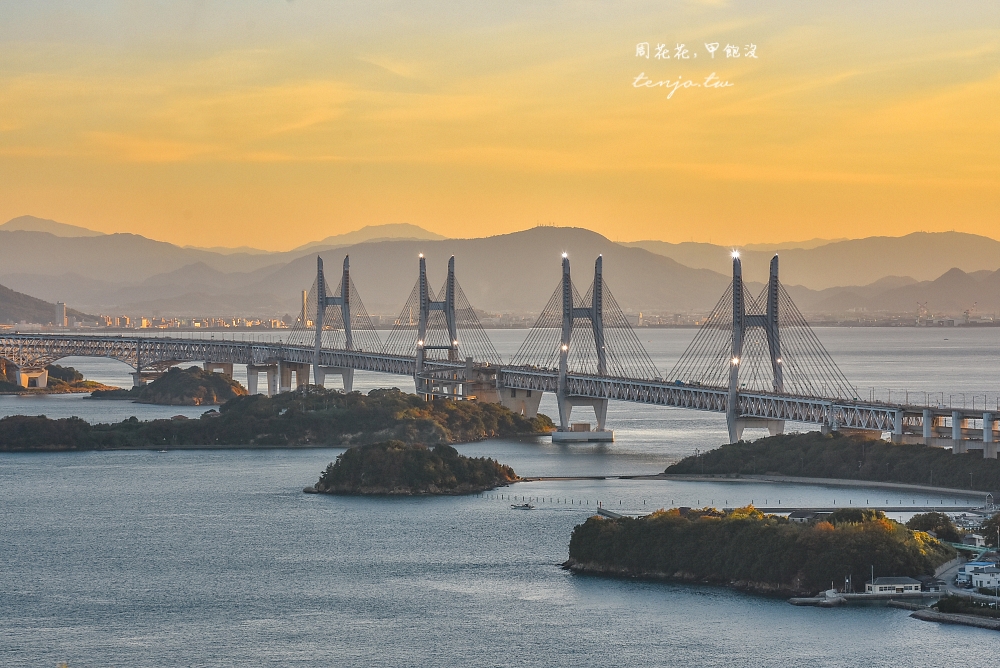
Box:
[1, 1, 997, 250]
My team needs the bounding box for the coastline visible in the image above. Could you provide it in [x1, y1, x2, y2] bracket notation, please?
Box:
[651, 473, 989, 499]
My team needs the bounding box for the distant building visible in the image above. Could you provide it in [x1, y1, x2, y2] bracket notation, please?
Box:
[957, 561, 996, 585]
[972, 568, 1000, 589]
[915, 575, 945, 592]
[55, 302, 67, 327]
[963, 534, 987, 547]
[866, 577, 922, 594]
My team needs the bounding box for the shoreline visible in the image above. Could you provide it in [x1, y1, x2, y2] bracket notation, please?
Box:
[651, 473, 989, 499]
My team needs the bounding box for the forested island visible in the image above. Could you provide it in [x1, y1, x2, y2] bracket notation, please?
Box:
[90, 366, 248, 405]
[306, 441, 517, 495]
[0, 387, 554, 451]
[666, 431, 1000, 495]
[566, 507, 955, 597]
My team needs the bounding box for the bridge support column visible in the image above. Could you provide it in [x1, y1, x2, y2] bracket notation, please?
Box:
[247, 364, 279, 395]
[499, 388, 543, 418]
[278, 362, 310, 392]
[316, 366, 354, 392]
[984, 412, 996, 459]
[952, 411, 966, 454]
[203, 362, 233, 379]
[14, 366, 48, 389]
[922, 409, 933, 444]
[730, 417, 784, 442]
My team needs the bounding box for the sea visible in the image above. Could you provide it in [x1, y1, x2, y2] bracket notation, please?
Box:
[2, 327, 1000, 666]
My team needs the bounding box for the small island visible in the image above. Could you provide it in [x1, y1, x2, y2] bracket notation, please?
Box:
[306, 441, 517, 495]
[565, 507, 955, 597]
[89, 366, 248, 405]
[0, 387, 554, 452]
[665, 431, 1000, 495]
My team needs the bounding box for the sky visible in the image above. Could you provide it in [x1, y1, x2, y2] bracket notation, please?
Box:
[0, 1, 998, 251]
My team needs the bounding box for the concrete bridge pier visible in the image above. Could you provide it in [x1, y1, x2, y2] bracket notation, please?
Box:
[13, 366, 48, 388]
[984, 412, 996, 459]
[951, 411, 967, 454]
[247, 364, 279, 395]
[500, 387, 542, 418]
[556, 392, 608, 432]
[732, 417, 784, 442]
[315, 366, 354, 392]
[203, 362, 233, 379]
[279, 362, 310, 393]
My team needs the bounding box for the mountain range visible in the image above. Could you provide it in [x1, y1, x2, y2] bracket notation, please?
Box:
[1, 215, 999, 320]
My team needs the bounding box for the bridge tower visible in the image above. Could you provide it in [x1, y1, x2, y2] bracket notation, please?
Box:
[415, 254, 459, 396]
[727, 253, 784, 442]
[555, 254, 611, 440]
[314, 255, 355, 391]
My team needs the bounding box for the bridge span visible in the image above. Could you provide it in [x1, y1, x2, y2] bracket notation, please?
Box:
[1, 252, 997, 454]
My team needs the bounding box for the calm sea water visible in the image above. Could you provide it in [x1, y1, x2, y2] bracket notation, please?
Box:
[3, 328, 1000, 666]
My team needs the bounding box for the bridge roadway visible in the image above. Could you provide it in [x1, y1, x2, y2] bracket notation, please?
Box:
[0, 332, 951, 437]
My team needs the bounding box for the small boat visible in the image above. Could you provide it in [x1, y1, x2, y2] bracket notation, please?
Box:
[157, 449, 168, 453]
[511, 503, 535, 510]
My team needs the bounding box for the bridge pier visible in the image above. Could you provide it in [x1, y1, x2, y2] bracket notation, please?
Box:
[950, 411, 967, 454]
[315, 366, 354, 392]
[13, 366, 48, 389]
[247, 364, 279, 395]
[500, 388, 542, 418]
[984, 412, 997, 459]
[203, 362, 233, 379]
[279, 362, 310, 393]
[732, 417, 784, 442]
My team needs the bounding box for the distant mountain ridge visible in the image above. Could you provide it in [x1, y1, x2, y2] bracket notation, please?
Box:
[2, 215, 999, 318]
[0, 215, 104, 238]
[625, 232, 1000, 289]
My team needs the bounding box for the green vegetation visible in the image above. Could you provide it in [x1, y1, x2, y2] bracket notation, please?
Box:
[311, 441, 517, 495]
[566, 506, 955, 597]
[905, 512, 963, 543]
[935, 595, 1000, 619]
[0, 387, 554, 451]
[90, 366, 248, 405]
[666, 431, 1000, 494]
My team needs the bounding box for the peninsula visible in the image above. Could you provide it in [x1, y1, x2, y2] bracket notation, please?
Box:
[565, 507, 955, 597]
[307, 441, 517, 495]
[0, 387, 554, 452]
[666, 431, 1000, 495]
[0, 364, 115, 394]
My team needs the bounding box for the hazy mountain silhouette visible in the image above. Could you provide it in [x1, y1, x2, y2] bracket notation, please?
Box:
[0, 215, 104, 237]
[3, 215, 1000, 318]
[626, 232, 1000, 289]
[290, 223, 446, 252]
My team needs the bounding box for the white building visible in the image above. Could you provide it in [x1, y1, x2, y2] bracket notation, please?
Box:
[866, 577, 922, 594]
[972, 567, 1000, 589]
[957, 561, 996, 585]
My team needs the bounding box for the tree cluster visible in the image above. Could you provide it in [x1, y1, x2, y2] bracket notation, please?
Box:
[314, 440, 517, 495]
[666, 431, 1000, 495]
[0, 387, 554, 451]
[568, 506, 955, 596]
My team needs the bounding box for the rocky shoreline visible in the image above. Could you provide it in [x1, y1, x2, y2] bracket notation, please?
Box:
[561, 558, 808, 598]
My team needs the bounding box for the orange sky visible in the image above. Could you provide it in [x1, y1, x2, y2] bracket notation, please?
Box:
[1, 2, 998, 250]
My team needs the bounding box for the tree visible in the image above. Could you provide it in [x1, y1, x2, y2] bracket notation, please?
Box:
[906, 512, 962, 543]
[981, 512, 1000, 548]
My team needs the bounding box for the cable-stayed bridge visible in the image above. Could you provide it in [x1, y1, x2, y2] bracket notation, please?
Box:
[1, 253, 998, 454]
